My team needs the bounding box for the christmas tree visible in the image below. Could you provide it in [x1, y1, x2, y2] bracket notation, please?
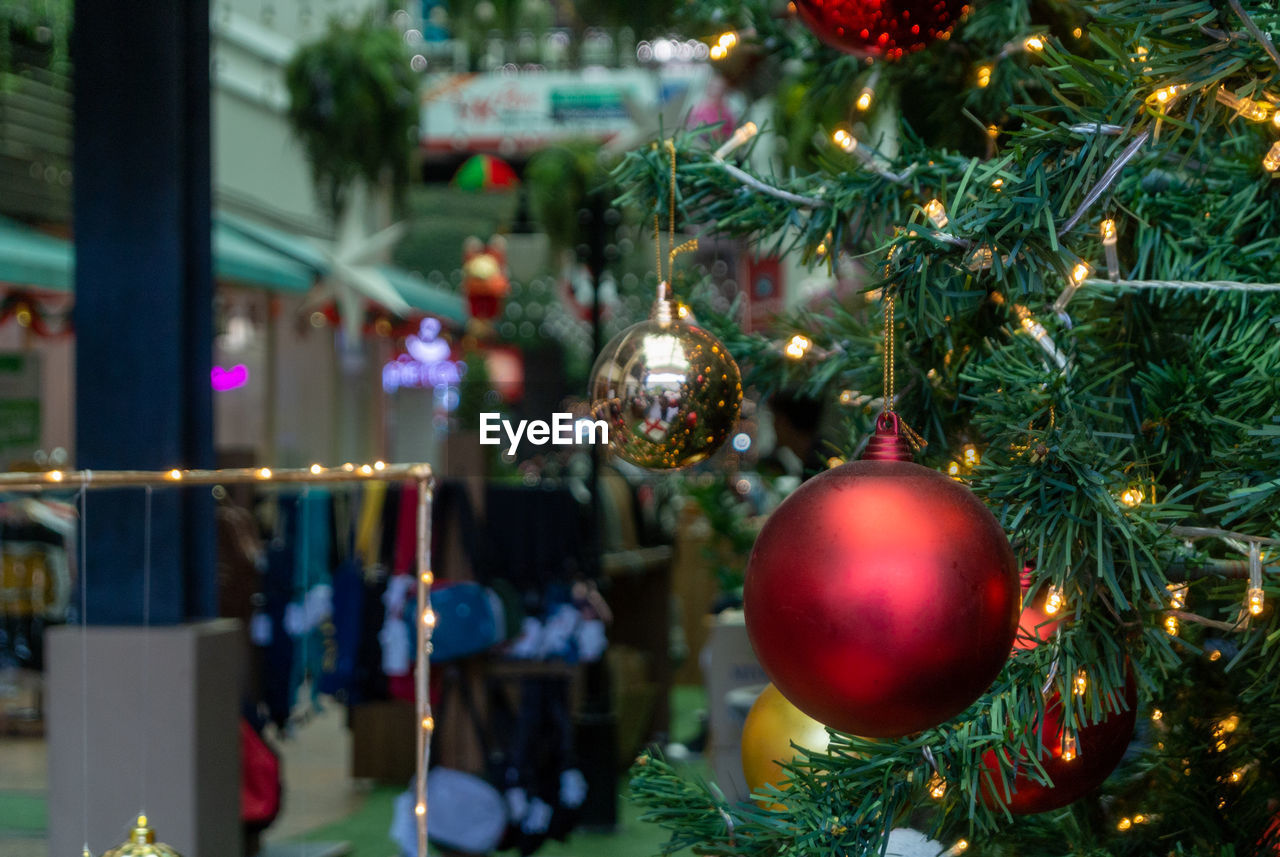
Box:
[606, 0, 1280, 853]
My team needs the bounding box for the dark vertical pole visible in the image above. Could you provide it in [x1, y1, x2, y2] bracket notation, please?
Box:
[584, 189, 608, 581]
[73, 0, 215, 624]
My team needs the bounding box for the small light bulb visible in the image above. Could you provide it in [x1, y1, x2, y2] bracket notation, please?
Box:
[1220, 714, 1240, 733]
[924, 198, 949, 229]
[1044, 586, 1064, 615]
[947, 461, 962, 478]
[421, 571, 434, 585]
[1072, 27, 1083, 38]
[832, 129, 857, 153]
[784, 334, 812, 360]
[310, 463, 323, 474]
[1024, 35, 1045, 51]
[374, 460, 386, 471]
[1164, 614, 1179, 636]
[1273, 112, 1280, 128]
[1061, 732, 1078, 761]
[962, 444, 979, 467]
[1071, 261, 1091, 284]
[47, 470, 63, 482]
[718, 32, 737, 49]
[1100, 218, 1117, 244]
[1209, 648, 1223, 662]
[415, 802, 426, 816]
[991, 177, 1004, 189]
[1133, 814, 1147, 824]
[944, 840, 969, 857]
[1229, 768, 1244, 783]
[1248, 586, 1265, 615]
[422, 716, 435, 730]
[1117, 817, 1132, 831]
[928, 773, 947, 799]
[855, 87, 874, 111]
[1120, 487, 1144, 507]
[1151, 708, 1163, 722]
[168, 469, 183, 480]
[342, 462, 355, 472]
[1073, 669, 1088, 696]
[976, 64, 992, 87]
[826, 456, 845, 469]
[1263, 140, 1280, 172]
[710, 44, 725, 60]
[1167, 582, 1187, 609]
[422, 610, 436, 628]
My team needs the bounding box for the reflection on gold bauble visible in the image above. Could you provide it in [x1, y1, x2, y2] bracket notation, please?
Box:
[741, 683, 831, 801]
[102, 816, 184, 857]
[587, 295, 742, 470]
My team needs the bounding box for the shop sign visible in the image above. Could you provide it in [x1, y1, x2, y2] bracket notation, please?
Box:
[420, 69, 658, 154]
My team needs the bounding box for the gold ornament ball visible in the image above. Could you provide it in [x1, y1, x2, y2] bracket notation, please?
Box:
[102, 817, 184, 857]
[741, 683, 832, 800]
[588, 299, 742, 470]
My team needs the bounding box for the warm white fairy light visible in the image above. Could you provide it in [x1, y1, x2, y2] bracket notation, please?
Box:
[1164, 614, 1180, 636]
[1120, 487, 1145, 506]
[976, 64, 992, 87]
[1052, 260, 1093, 313]
[832, 128, 858, 153]
[856, 87, 874, 111]
[1247, 542, 1265, 615]
[257, 467, 272, 479]
[167, 469, 182, 480]
[1263, 140, 1280, 172]
[928, 773, 947, 799]
[943, 839, 969, 856]
[1101, 218, 1120, 280]
[962, 444, 980, 468]
[1061, 731, 1079, 761]
[1151, 708, 1164, 722]
[1024, 35, 1046, 51]
[1044, 585, 1064, 615]
[1167, 582, 1188, 610]
[785, 334, 813, 360]
[924, 198, 949, 229]
[310, 463, 323, 474]
[714, 122, 758, 160]
[374, 460, 387, 471]
[47, 470, 63, 482]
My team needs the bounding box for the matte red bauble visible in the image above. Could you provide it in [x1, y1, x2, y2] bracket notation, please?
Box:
[981, 673, 1138, 814]
[744, 413, 1019, 738]
[794, 0, 971, 61]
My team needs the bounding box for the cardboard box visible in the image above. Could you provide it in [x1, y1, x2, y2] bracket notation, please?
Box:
[703, 610, 768, 803]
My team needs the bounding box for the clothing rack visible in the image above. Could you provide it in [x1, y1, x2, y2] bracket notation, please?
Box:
[0, 462, 437, 857]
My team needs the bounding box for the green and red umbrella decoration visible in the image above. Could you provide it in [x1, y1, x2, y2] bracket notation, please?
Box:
[452, 154, 519, 192]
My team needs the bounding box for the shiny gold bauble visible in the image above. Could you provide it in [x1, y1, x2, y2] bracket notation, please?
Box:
[741, 683, 831, 800]
[588, 296, 742, 470]
[102, 817, 184, 857]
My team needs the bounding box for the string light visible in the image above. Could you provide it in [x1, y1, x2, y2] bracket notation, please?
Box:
[943, 840, 969, 856]
[422, 609, 436, 628]
[1013, 305, 1069, 370]
[1164, 614, 1179, 636]
[961, 444, 980, 468]
[1215, 88, 1274, 122]
[1247, 587, 1265, 615]
[832, 128, 858, 153]
[1273, 111, 1280, 128]
[1043, 585, 1064, 615]
[856, 86, 875, 111]
[1150, 84, 1187, 109]
[1247, 542, 1265, 614]
[1117, 817, 1133, 831]
[374, 460, 387, 471]
[1100, 218, 1120, 280]
[1120, 487, 1145, 506]
[785, 334, 813, 360]
[1151, 708, 1163, 722]
[1072, 27, 1083, 39]
[1073, 669, 1088, 696]
[1060, 732, 1078, 762]
[990, 177, 1004, 189]
[947, 461, 962, 478]
[421, 570, 434, 585]
[976, 64, 992, 87]
[1024, 35, 1046, 51]
[927, 772, 948, 799]
[1209, 648, 1223, 662]
[167, 469, 182, 480]
[714, 122, 758, 160]
[1263, 140, 1280, 172]
[257, 467, 272, 479]
[47, 470, 63, 482]
[1167, 582, 1188, 610]
[310, 463, 323, 474]
[1052, 260, 1093, 313]
[422, 716, 435, 730]
[924, 198, 949, 229]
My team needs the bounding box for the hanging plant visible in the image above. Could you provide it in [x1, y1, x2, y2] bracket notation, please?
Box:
[284, 15, 418, 217]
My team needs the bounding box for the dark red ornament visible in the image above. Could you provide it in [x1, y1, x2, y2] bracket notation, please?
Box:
[981, 672, 1138, 814]
[744, 413, 1019, 737]
[794, 0, 971, 61]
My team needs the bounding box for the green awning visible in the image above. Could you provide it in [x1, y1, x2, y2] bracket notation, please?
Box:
[0, 217, 73, 292]
[0, 214, 465, 324]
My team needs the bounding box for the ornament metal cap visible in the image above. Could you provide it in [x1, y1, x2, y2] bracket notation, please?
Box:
[861, 411, 915, 461]
[102, 816, 184, 857]
[650, 281, 676, 327]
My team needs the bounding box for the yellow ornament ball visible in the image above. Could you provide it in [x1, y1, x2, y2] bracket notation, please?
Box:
[741, 683, 831, 801]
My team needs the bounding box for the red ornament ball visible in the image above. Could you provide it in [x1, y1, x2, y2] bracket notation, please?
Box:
[744, 452, 1019, 738]
[981, 672, 1138, 814]
[794, 0, 971, 60]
